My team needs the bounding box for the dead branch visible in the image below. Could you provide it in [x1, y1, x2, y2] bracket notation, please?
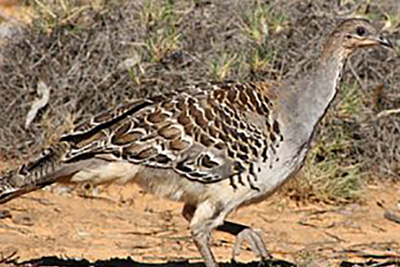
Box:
[377, 108, 400, 119]
[25, 81, 50, 129]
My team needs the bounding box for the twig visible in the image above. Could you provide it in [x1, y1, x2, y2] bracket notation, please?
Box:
[377, 108, 400, 119]
[348, 60, 366, 90]
[336, 249, 400, 260]
[25, 81, 50, 129]
[0, 250, 18, 264]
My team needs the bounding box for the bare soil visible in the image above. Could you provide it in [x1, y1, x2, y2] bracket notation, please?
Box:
[1, 182, 400, 267]
[1, 1, 400, 267]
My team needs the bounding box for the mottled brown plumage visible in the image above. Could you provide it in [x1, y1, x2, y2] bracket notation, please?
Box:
[0, 19, 392, 267]
[57, 82, 280, 187]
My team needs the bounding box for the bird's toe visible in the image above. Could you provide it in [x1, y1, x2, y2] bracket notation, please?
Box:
[232, 228, 271, 263]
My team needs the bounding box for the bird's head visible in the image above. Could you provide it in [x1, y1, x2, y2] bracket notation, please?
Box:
[322, 18, 393, 61]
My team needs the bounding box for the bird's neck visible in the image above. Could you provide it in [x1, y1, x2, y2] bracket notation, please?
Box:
[279, 54, 346, 143]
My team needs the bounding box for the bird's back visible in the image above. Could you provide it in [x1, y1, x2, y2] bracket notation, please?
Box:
[1, 81, 290, 205]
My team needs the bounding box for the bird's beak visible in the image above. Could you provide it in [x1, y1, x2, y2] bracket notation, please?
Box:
[377, 36, 394, 49]
[360, 35, 394, 49]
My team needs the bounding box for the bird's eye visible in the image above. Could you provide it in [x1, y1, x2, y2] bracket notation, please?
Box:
[356, 27, 366, 36]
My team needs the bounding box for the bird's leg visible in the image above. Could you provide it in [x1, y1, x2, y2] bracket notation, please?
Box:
[192, 225, 217, 267]
[182, 204, 270, 264]
[217, 221, 271, 262]
[182, 203, 222, 267]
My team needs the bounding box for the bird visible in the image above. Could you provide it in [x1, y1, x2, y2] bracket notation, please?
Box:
[0, 18, 393, 267]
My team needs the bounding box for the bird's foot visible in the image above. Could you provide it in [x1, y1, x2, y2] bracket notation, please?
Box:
[232, 228, 271, 264]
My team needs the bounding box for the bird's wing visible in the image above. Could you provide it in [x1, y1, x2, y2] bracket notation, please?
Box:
[61, 82, 282, 186]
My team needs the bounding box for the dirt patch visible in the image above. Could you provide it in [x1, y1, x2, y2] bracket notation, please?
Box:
[1, 1, 400, 266]
[0, 0, 399, 186]
[0, 182, 400, 266]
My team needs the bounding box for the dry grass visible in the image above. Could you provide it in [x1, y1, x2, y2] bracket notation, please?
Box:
[0, 0, 399, 202]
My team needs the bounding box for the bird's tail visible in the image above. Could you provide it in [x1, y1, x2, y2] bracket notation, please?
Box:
[0, 143, 69, 204]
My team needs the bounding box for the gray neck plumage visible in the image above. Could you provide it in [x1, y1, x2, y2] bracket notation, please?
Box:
[279, 54, 346, 145]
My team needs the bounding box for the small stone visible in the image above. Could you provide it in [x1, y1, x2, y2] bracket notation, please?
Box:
[12, 214, 36, 226]
[0, 210, 11, 219]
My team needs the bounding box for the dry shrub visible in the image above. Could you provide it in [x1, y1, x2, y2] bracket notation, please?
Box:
[0, 0, 399, 201]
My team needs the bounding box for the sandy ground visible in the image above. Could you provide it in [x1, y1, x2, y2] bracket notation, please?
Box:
[1, 1, 400, 267]
[0, 182, 400, 267]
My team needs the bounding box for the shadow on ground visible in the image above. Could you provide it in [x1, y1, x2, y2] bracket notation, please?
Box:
[8, 256, 296, 267]
[8, 256, 400, 267]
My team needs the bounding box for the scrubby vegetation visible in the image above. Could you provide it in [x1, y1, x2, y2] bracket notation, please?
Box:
[0, 0, 399, 202]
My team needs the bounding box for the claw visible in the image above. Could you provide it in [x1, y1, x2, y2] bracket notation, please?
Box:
[232, 228, 271, 262]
